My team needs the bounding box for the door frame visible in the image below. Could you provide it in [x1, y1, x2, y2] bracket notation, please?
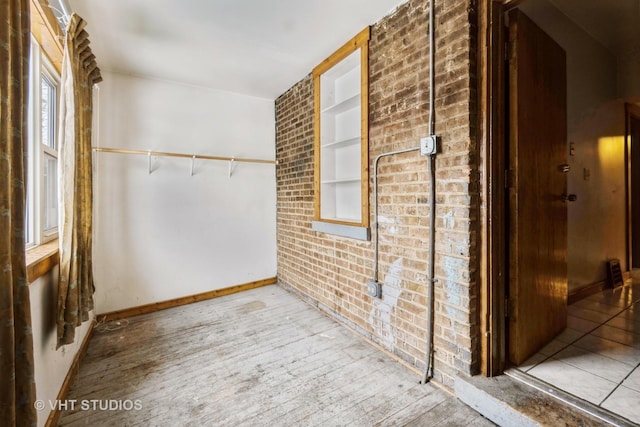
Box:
[478, 0, 639, 378]
[477, 0, 525, 376]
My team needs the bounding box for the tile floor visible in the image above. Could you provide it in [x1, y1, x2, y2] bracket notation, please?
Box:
[517, 279, 640, 425]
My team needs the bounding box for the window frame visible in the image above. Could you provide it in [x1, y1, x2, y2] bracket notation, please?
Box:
[311, 27, 371, 240]
[26, 36, 61, 249]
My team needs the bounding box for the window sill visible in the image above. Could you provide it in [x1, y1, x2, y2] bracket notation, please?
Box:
[312, 221, 370, 241]
[26, 239, 59, 283]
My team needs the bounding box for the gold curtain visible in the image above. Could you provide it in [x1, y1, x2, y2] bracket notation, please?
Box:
[57, 13, 102, 347]
[0, 0, 37, 424]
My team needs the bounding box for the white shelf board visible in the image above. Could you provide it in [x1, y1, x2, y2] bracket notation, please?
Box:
[321, 94, 360, 115]
[321, 136, 360, 149]
[321, 178, 361, 184]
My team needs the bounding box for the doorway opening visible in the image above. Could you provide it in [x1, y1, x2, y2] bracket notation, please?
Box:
[480, 0, 640, 424]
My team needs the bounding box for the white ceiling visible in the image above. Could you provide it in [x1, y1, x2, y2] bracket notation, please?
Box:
[549, 0, 640, 52]
[64, 0, 407, 100]
[60, 0, 638, 100]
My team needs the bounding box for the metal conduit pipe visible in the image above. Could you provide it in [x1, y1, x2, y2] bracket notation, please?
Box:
[370, 144, 436, 384]
[421, 154, 436, 384]
[421, 0, 438, 385]
[369, 0, 437, 385]
[371, 147, 421, 285]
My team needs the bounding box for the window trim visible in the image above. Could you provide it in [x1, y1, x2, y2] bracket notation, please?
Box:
[27, 36, 61, 249]
[24, 0, 64, 284]
[40, 63, 60, 239]
[312, 27, 370, 237]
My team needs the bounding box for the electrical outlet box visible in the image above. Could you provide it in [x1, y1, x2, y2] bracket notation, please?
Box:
[420, 135, 439, 156]
[366, 280, 382, 298]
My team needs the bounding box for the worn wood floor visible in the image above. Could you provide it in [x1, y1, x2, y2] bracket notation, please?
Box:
[59, 285, 492, 426]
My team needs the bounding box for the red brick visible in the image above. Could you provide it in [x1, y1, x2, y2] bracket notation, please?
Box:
[275, 0, 479, 384]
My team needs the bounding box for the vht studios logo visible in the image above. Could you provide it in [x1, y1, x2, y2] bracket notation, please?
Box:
[34, 399, 143, 411]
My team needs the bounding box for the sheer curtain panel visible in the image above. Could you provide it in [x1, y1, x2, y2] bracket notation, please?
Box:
[57, 13, 102, 347]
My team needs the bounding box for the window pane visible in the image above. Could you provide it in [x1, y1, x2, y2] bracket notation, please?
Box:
[43, 153, 58, 231]
[41, 75, 56, 149]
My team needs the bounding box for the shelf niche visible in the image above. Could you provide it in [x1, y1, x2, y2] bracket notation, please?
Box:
[312, 27, 370, 237]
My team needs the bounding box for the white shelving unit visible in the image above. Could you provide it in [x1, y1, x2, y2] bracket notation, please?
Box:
[317, 47, 365, 223]
[312, 27, 370, 239]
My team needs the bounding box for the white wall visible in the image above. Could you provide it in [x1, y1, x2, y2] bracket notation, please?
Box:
[30, 271, 93, 427]
[566, 101, 626, 290]
[93, 71, 277, 314]
[520, 0, 626, 292]
[617, 39, 640, 98]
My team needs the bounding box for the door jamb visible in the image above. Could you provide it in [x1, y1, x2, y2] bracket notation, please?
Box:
[478, 0, 639, 378]
[478, 0, 523, 377]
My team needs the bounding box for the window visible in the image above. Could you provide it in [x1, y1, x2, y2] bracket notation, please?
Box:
[41, 74, 59, 233]
[311, 27, 370, 240]
[26, 37, 60, 248]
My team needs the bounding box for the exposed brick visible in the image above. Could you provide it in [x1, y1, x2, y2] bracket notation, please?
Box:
[275, 0, 479, 385]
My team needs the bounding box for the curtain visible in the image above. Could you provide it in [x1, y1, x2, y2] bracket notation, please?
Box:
[0, 0, 37, 424]
[57, 13, 102, 347]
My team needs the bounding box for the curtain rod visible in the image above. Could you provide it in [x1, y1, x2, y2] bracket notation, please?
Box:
[47, 2, 70, 29]
[92, 147, 277, 165]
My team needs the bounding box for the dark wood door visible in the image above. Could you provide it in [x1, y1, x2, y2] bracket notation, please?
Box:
[508, 9, 568, 366]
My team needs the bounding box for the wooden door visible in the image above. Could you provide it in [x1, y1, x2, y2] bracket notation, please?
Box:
[508, 9, 568, 366]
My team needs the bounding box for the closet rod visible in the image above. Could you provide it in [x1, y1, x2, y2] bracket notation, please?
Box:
[92, 147, 277, 165]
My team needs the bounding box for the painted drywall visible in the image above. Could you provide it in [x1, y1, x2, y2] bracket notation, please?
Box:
[520, 0, 627, 291]
[30, 271, 93, 427]
[93, 71, 277, 314]
[617, 39, 640, 98]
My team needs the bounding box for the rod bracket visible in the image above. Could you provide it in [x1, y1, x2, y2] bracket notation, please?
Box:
[228, 157, 236, 178]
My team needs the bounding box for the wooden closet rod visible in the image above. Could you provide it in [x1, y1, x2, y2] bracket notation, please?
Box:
[92, 147, 277, 165]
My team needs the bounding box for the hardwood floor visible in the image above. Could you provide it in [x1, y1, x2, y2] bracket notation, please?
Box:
[58, 285, 492, 426]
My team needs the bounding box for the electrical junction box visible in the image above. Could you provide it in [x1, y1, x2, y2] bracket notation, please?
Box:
[366, 280, 382, 298]
[420, 135, 439, 156]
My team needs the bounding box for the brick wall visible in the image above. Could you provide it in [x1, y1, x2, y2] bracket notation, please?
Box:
[275, 0, 478, 388]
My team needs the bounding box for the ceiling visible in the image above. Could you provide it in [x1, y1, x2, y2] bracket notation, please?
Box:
[58, 0, 638, 101]
[63, 0, 407, 100]
[549, 0, 640, 52]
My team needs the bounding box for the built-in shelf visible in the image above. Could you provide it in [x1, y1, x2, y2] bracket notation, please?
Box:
[321, 136, 360, 149]
[313, 27, 370, 236]
[321, 94, 360, 115]
[321, 178, 361, 184]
